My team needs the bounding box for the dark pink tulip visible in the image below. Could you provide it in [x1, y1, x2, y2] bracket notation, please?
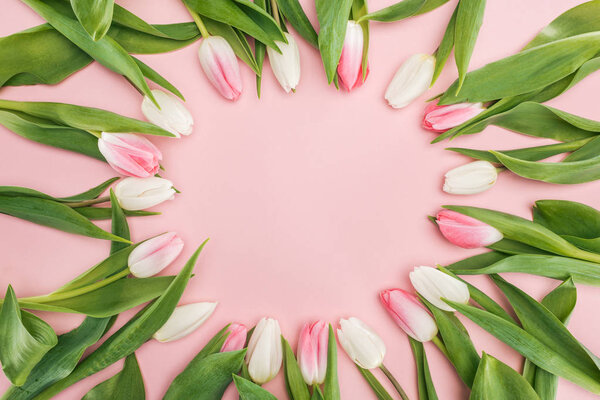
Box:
[337, 21, 368, 91]
[422, 101, 484, 132]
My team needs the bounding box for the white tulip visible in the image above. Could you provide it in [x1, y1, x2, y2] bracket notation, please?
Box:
[267, 33, 301, 93]
[153, 302, 217, 342]
[337, 317, 386, 369]
[245, 318, 283, 384]
[443, 161, 498, 195]
[384, 54, 435, 109]
[128, 232, 184, 278]
[114, 177, 175, 211]
[409, 266, 470, 312]
[141, 90, 194, 138]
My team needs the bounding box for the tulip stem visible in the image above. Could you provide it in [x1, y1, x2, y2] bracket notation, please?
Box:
[65, 196, 111, 208]
[380, 364, 409, 400]
[17, 268, 131, 304]
[184, 4, 210, 38]
[432, 336, 449, 359]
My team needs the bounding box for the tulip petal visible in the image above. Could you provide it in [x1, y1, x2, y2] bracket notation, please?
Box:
[153, 302, 217, 342]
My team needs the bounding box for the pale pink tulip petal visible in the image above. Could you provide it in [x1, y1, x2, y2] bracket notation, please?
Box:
[337, 21, 366, 91]
[97, 133, 161, 177]
[380, 289, 438, 342]
[436, 209, 503, 248]
[422, 102, 484, 132]
[129, 232, 184, 278]
[297, 321, 328, 385]
[198, 36, 243, 101]
[221, 323, 248, 352]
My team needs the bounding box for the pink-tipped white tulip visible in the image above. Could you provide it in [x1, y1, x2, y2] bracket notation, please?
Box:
[114, 177, 175, 211]
[422, 101, 485, 132]
[337, 317, 385, 369]
[153, 302, 217, 342]
[221, 323, 248, 352]
[443, 161, 498, 195]
[97, 133, 162, 177]
[297, 321, 328, 385]
[409, 266, 470, 312]
[246, 318, 282, 384]
[128, 232, 184, 278]
[385, 54, 435, 109]
[141, 90, 193, 138]
[436, 209, 503, 249]
[198, 36, 242, 101]
[337, 21, 368, 91]
[380, 289, 438, 342]
[267, 33, 301, 93]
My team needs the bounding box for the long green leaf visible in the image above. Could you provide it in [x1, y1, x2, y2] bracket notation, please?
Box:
[34, 240, 208, 399]
[432, 6, 457, 85]
[277, 0, 319, 47]
[0, 287, 58, 387]
[70, 0, 115, 41]
[470, 353, 540, 400]
[315, 0, 354, 83]
[323, 324, 340, 400]
[358, 0, 449, 22]
[454, 0, 485, 92]
[74, 207, 159, 220]
[81, 353, 145, 400]
[0, 178, 117, 203]
[356, 367, 394, 400]
[282, 337, 310, 400]
[233, 375, 279, 399]
[409, 337, 438, 400]
[533, 199, 600, 239]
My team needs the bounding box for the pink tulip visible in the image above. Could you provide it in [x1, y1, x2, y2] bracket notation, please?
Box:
[97, 133, 162, 178]
[380, 289, 438, 342]
[221, 323, 248, 352]
[128, 232, 184, 278]
[198, 36, 242, 101]
[297, 321, 328, 385]
[436, 209, 503, 249]
[337, 21, 368, 91]
[422, 101, 484, 132]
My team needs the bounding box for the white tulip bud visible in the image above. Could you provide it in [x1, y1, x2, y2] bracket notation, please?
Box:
[337, 317, 386, 369]
[443, 161, 498, 195]
[153, 302, 217, 342]
[114, 177, 175, 211]
[385, 54, 435, 109]
[267, 33, 301, 93]
[245, 318, 283, 384]
[141, 90, 194, 138]
[409, 266, 470, 312]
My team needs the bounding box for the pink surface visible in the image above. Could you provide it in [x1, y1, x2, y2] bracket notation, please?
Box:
[1, 0, 599, 399]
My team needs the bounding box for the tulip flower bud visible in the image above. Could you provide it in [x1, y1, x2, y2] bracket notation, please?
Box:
[422, 101, 484, 132]
[384, 54, 435, 109]
[267, 33, 301, 93]
[337, 21, 368, 91]
[221, 323, 248, 353]
[141, 89, 194, 138]
[443, 161, 498, 195]
[198, 36, 243, 101]
[409, 266, 470, 312]
[380, 289, 438, 342]
[153, 302, 217, 342]
[245, 317, 283, 384]
[128, 232, 184, 278]
[337, 317, 385, 369]
[297, 321, 328, 385]
[436, 209, 503, 249]
[97, 133, 162, 178]
[114, 176, 175, 211]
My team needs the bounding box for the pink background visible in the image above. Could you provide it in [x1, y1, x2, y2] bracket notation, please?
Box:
[1, 0, 599, 398]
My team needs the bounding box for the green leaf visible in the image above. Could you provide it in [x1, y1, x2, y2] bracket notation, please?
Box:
[358, 0, 449, 22]
[533, 199, 600, 239]
[446, 250, 508, 271]
[421, 296, 480, 387]
[233, 375, 279, 400]
[311, 386, 325, 400]
[277, 0, 319, 47]
[109, 189, 130, 254]
[323, 324, 340, 400]
[0, 286, 58, 386]
[454, 0, 485, 92]
[487, 238, 551, 255]
[34, 240, 208, 399]
[82, 353, 145, 400]
[62, 178, 119, 202]
[70, 0, 115, 41]
[19, 0, 158, 104]
[0, 99, 173, 137]
[315, 0, 354, 83]
[352, 0, 370, 81]
[356, 367, 394, 400]
[409, 337, 438, 400]
[282, 336, 310, 400]
[74, 207, 159, 220]
[0, 196, 130, 243]
[438, 32, 600, 105]
[522, 278, 577, 400]
[432, 6, 457, 85]
[470, 353, 540, 400]
[133, 57, 184, 100]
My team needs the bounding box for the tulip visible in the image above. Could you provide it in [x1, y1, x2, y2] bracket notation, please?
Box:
[97, 133, 162, 178]
[409, 266, 470, 312]
[436, 209, 503, 249]
[128, 232, 184, 278]
[384, 54, 435, 109]
[337, 317, 385, 369]
[141, 90, 193, 138]
[297, 321, 328, 385]
[267, 33, 301, 93]
[422, 101, 485, 132]
[114, 176, 175, 211]
[337, 21, 368, 91]
[380, 289, 438, 342]
[221, 323, 248, 353]
[153, 302, 217, 342]
[246, 318, 283, 384]
[198, 36, 242, 101]
[443, 160, 498, 195]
